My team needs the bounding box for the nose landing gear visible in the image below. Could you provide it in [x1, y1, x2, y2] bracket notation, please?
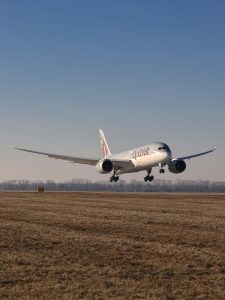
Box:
[159, 163, 165, 174]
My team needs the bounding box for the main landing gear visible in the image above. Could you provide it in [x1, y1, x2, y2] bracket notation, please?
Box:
[110, 175, 119, 182]
[110, 168, 119, 182]
[144, 169, 154, 182]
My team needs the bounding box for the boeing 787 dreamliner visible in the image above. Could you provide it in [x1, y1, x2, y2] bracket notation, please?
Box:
[16, 129, 216, 182]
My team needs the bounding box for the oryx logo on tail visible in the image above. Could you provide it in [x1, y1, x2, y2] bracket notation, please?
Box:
[99, 129, 111, 158]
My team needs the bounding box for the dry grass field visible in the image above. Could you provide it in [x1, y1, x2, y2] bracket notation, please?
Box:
[0, 192, 225, 299]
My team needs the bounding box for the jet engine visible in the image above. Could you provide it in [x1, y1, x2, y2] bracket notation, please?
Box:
[168, 159, 186, 174]
[96, 159, 113, 174]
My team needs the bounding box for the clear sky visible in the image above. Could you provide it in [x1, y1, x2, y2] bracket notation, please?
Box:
[0, 0, 224, 182]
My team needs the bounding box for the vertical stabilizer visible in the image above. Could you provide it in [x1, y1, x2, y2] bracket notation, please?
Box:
[99, 129, 111, 158]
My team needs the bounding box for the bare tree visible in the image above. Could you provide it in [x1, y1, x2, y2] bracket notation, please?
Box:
[0, 179, 224, 193]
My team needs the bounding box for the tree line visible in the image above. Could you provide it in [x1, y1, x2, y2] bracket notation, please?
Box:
[0, 179, 224, 193]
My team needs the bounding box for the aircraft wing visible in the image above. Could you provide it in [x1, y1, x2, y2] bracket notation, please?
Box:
[174, 147, 216, 161]
[15, 148, 99, 166]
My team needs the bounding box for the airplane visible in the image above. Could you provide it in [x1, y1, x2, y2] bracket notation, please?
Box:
[16, 129, 216, 182]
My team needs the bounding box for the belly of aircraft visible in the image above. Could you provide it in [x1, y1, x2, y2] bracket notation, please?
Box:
[118, 154, 161, 174]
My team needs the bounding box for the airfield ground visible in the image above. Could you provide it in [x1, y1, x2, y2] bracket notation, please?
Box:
[0, 192, 225, 299]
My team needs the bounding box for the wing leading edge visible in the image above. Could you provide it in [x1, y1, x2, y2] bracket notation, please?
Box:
[174, 147, 216, 161]
[15, 148, 99, 166]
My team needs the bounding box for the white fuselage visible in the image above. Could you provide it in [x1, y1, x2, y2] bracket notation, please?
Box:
[105, 142, 172, 174]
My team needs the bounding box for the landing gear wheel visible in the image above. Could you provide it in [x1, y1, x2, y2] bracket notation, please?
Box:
[110, 175, 119, 182]
[144, 175, 154, 182]
[150, 175, 154, 182]
[159, 169, 165, 174]
[144, 168, 154, 182]
[114, 176, 119, 182]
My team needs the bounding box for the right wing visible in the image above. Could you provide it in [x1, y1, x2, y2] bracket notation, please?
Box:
[15, 148, 99, 166]
[174, 147, 216, 161]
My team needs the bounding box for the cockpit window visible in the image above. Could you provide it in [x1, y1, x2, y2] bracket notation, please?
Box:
[158, 146, 168, 151]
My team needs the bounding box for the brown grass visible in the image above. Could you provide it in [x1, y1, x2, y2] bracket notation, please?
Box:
[0, 192, 225, 299]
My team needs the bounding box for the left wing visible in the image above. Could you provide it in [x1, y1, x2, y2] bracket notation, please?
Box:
[15, 148, 99, 166]
[174, 147, 216, 161]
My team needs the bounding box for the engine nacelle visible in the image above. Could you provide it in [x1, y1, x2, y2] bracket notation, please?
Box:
[96, 159, 113, 174]
[168, 159, 186, 174]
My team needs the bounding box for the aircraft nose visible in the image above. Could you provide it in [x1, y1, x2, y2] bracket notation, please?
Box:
[157, 146, 172, 163]
[164, 149, 172, 163]
[166, 149, 172, 161]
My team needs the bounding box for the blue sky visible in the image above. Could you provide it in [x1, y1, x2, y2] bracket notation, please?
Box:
[0, 0, 224, 182]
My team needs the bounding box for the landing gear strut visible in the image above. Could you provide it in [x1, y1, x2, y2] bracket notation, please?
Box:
[159, 163, 165, 174]
[110, 168, 119, 182]
[144, 169, 154, 182]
